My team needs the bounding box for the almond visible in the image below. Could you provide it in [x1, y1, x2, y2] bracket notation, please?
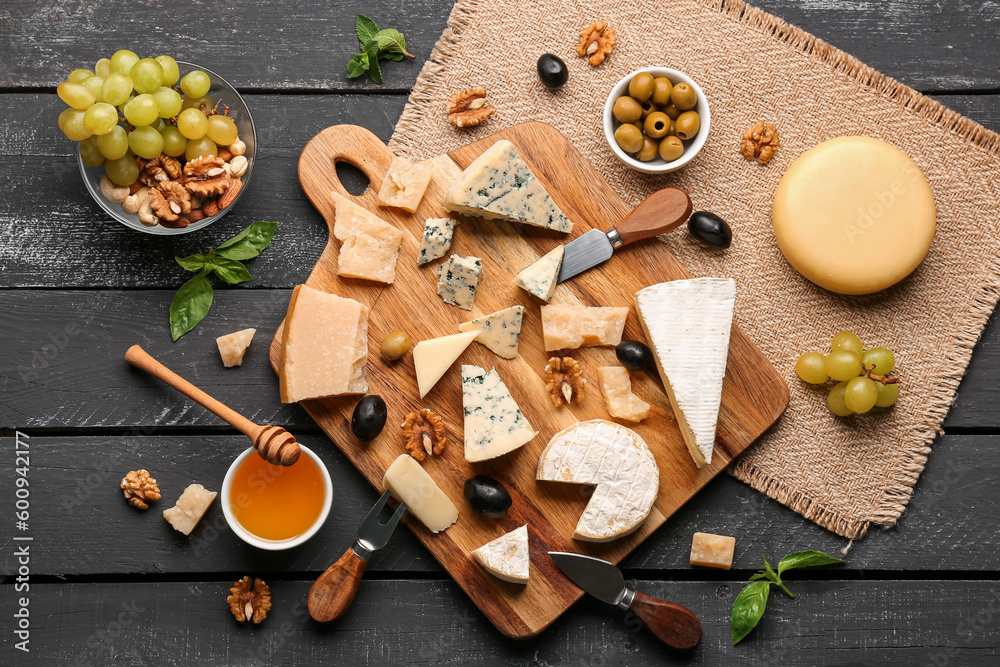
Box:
[218, 179, 243, 210]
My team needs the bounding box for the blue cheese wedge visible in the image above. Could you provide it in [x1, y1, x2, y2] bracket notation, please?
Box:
[472, 525, 530, 583]
[536, 420, 659, 542]
[513, 246, 563, 301]
[635, 278, 736, 468]
[437, 254, 483, 310]
[443, 140, 573, 233]
[418, 217, 457, 265]
[458, 306, 524, 359]
[331, 192, 404, 284]
[462, 365, 537, 462]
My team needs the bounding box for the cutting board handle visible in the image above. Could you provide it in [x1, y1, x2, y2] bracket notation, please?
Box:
[298, 124, 397, 228]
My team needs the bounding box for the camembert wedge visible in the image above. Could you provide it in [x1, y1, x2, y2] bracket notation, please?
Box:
[513, 246, 563, 302]
[331, 192, 404, 283]
[458, 305, 524, 359]
[462, 365, 537, 462]
[635, 278, 736, 468]
[471, 525, 530, 584]
[537, 420, 659, 542]
[382, 455, 458, 533]
[413, 330, 479, 398]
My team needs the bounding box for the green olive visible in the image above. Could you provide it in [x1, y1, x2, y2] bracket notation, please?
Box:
[662, 103, 681, 120]
[612, 96, 642, 123]
[639, 100, 658, 119]
[643, 111, 671, 139]
[670, 82, 697, 110]
[651, 77, 673, 105]
[635, 136, 660, 162]
[630, 120, 644, 132]
[628, 72, 655, 102]
[614, 123, 644, 153]
[658, 135, 684, 162]
[666, 120, 677, 136]
[674, 110, 701, 140]
[380, 330, 411, 361]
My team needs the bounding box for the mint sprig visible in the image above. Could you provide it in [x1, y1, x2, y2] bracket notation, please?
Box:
[169, 221, 279, 341]
[731, 550, 844, 645]
[346, 14, 414, 83]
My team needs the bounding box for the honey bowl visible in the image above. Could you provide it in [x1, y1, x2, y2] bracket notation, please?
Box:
[221, 444, 332, 550]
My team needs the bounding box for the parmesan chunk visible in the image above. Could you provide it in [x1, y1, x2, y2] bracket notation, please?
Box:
[216, 328, 256, 367]
[331, 192, 404, 283]
[163, 483, 217, 536]
[377, 157, 433, 212]
[689, 532, 736, 570]
[597, 366, 651, 422]
[540, 304, 629, 351]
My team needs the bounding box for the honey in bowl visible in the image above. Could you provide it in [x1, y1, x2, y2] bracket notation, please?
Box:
[229, 451, 326, 541]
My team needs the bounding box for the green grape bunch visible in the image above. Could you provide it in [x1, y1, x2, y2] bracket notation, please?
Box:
[794, 330, 901, 417]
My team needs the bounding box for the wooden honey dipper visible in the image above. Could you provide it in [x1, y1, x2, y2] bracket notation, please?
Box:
[124, 344, 301, 466]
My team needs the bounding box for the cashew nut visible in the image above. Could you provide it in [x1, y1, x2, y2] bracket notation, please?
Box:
[228, 138, 246, 156]
[121, 186, 151, 215]
[228, 155, 248, 178]
[100, 175, 129, 204]
[137, 198, 159, 226]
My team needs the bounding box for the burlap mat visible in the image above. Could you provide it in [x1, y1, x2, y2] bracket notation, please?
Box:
[388, 0, 1000, 539]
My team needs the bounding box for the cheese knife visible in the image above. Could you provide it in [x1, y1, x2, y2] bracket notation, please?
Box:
[558, 187, 693, 282]
[549, 551, 703, 649]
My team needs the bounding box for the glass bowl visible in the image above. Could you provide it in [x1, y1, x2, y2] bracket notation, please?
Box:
[78, 61, 256, 235]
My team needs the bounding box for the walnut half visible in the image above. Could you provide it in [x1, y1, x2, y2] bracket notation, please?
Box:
[149, 181, 192, 222]
[227, 577, 271, 624]
[184, 155, 231, 196]
[545, 356, 586, 406]
[402, 408, 447, 461]
[120, 469, 161, 510]
[577, 21, 616, 66]
[740, 122, 780, 165]
[447, 89, 494, 128]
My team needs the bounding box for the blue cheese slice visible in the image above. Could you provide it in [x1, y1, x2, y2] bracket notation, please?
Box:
[471, 525, 530, 583]
[513, 246, 563, 301]
[458, 306, 524, 359]
[437, 254, 483, 310]
[462, 365, 537, 462]
[536, 419, 659, 542]
[635, 278, 735, 468]
[417, 217, 457, 265]
[331, 192, 404, 284]
[443, 140, 573, 233]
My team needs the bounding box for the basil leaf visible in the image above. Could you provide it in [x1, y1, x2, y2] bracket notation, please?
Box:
[777, 550, 844, 576]
[169, 271, 214, 341]
[355, 14, 379, 45]
[373, 29, 407, 58]
[731, 581, 770, 645]
[761, 555, 778, 582]
[346, 52, 369, 79]
[215, 221, 279, 260]
[211, 257, 253, 284]
[364, 41, 382, 84]
[748, 573, 768, 582]
[175, 253, 209, 273]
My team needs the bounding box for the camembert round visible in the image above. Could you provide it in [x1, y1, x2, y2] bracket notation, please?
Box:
[772, 136, 935, 295]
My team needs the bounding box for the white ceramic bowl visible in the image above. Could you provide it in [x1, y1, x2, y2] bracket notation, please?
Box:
[221, 445, 332, 551]
[603, 67, 711, 174]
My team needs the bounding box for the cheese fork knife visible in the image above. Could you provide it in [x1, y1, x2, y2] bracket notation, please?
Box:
[549, 551, 703, 649]
[308, 490, 406, 622]
[558, 187, 693, 282]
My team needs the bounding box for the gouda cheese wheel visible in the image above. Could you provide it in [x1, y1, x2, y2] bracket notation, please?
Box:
[772, 136, 935, 295]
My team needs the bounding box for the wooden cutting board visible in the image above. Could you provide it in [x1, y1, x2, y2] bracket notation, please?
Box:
[270, 121, 788, 639]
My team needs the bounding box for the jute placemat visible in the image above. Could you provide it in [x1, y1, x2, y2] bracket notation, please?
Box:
[389, 0, 1000, 539]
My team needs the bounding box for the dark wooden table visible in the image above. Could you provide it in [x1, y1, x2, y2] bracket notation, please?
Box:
[2, 1, 999, 664]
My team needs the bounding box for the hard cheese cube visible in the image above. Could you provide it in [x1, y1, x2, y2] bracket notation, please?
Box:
[163, 483, 217, 536]
[377, 157, 433, 213]
[216, 328, 256, 367]
[690, 532, 736, 569]
[332, 192, 404, 283]
[540, 304, 629, 351]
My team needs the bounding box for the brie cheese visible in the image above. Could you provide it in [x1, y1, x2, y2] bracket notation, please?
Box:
[471, 524, 529, 583]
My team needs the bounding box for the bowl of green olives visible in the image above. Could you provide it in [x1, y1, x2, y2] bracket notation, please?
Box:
[603, 67, 710, 174]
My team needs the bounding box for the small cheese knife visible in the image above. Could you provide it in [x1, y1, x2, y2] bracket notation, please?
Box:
[549, 551, 703, 649]
[558, 187, 693, 283]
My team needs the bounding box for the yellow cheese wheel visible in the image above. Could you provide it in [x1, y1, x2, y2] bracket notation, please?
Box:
[772, 136, 935, 295]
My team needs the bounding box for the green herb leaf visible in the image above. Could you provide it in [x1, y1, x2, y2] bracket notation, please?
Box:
[175, 253, 210, 273]
[355, 14, 379, 45]
[761, 555, 778, 582]
[210, 257, 253, 284]
[169, 271, 214, 341]
[748, 573, 768, 582]
[777, 550, 844, 576]
[215, 221, 279, 260]
[731, 581, 770, 645]
[346, 52, 370, 79]
[364, 41, 383, 84]
[373, 28, 408, 58]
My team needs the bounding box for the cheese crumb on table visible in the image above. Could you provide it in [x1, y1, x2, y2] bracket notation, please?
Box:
[216, 328, 256, 367]
[163, 483, 217, 536]
[690, 532, 736, 569]
[377, 157, 433, 213]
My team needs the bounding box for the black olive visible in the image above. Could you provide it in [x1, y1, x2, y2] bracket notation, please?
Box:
[616, 340, 655, 372]
[351, 396, 387, 441]
[536, 54, 568, 89]
[463, 475, 512, 519]
[687, 211, 732, 249]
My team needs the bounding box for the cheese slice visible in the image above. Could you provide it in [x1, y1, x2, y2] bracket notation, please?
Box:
[597, 366, 651, 422]
[216, 328, 256, 367]
[471, 525, 529, 583]
[462, 365, 537, 462]
[382, 455, 458, 533]
[536, 420, 659, 542]
[413, 330, 479, 398]
[635, 278, 735, 468]
[331, 192, 404, 283]
[279, 284, 369, 403]
[376, 156, 433, 213]
[513, 246, 563, 301]
[540, 304, 629, 351]
[458, 305, 524, 359]
[443, 140, 573, 233]
[437, 254, 483, 310]
[418, 217, 457, 265]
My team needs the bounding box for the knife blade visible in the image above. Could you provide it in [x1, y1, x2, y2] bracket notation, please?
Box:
[549, 551, 703, 649]
[558, 187, 692, 283]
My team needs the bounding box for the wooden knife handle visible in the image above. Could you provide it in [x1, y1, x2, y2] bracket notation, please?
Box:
[629, 591, 704, 649]
[614, 188, 693, 246]
[307, 546, 369, 622]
